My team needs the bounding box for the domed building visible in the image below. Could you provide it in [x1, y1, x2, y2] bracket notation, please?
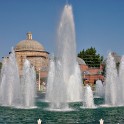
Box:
[14, 32, 49, 75]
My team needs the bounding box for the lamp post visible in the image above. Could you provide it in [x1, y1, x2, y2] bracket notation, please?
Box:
[38, 68, 41, 91]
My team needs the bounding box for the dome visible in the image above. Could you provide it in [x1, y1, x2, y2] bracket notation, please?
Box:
[15, 32, 45, 52]
[77, 57, 86, 65]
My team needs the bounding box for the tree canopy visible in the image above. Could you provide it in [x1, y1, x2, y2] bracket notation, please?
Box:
[78, 47, 103, 68]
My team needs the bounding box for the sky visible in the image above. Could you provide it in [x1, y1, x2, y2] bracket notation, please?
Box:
[0, 0, 124, 60]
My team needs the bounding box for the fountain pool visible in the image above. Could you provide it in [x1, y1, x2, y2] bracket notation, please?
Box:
[0, 96, 124, 124]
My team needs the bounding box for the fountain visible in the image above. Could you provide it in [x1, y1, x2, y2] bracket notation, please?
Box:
[83, 84, 95, 108]
[105, 52, 118, 106]
[104, 52, 124, 106]
[45, 4, 83, 110]
[0, 49, 36, 108]
[0, 4, 124, 124]
[118, 55, 124, 105]
[0, 48, 21, 106]
[95, 80, 104, 98]
[20, 59, 36, 107]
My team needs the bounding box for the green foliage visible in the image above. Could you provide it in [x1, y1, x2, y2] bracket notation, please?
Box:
[78, 47, 103, 68]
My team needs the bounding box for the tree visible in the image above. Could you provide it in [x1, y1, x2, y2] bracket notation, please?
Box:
[78, 47, 103, 68]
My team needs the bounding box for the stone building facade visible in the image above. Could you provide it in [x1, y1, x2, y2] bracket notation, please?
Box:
[14, 32, 49, 75]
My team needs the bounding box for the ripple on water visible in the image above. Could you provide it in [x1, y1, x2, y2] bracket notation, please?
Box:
[44, 107, 74, 112]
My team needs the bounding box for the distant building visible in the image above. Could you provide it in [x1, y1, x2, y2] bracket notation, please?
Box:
[1, 32, 105, 90]
[78, 57, 104, 85]
[111, 52, 121, 64]
[14, 32, 49, 75]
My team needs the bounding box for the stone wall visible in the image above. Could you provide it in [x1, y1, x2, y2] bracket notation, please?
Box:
[15, 50, 49, 75]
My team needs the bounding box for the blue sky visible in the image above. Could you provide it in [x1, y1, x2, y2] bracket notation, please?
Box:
[0, 0, 124, 60]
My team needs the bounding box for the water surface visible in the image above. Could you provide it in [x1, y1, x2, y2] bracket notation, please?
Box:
[0, 98, 124, 124]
